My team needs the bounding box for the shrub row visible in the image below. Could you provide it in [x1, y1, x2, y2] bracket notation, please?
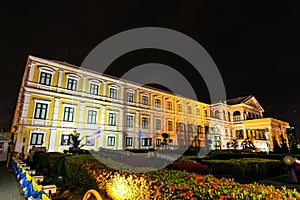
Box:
[33, 152, 70, 176]
[208, 150, 300, 160]
[202, 158, 284, 179]
[65, 155, 300, 199]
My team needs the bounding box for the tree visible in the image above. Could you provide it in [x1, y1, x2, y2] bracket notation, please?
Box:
[161, 133, 169, 147]
[68, 131, 84, 153]
[287, 127, 298, 153]
[272, 136, 281, 153]
[279, 134, 289, 154]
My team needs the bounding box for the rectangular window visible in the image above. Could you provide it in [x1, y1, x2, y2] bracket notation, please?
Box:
[167, 102, 172, 110]
[142, 138, 152, 147]
[89, 83, 99, 95]
[230, 130, 233, 137]
[156, 138, 161, 147]
[87, 110, 97, 124]
[85, 135, 95, 146]
[155, 119, 161, 130]
[30, 133, 44, 145]
[168, 121, 173, 131]
[188, 124, 193, 133]
[126, 115, 134, 127]
[107, 136, 115, 146]
[127, 92, 134, 102]
[39, 72, 52, 86]
[126, 137, 133, 146]
[34, 103, 48, 119]
[142, 96, 148, 105]
[67, 78, 77, 91]
[63, 107, 74, 122]
[155, 99, 161, 107]
[108, 113, 116, 126]
[178, 123, 184, 131]
[142, 117, 148, 129]
[225, 129, 228, 137]
[204, 110, 208, 117]
[196, 108, 200, 115]
[109, 88, 118, 99]
[61, 134, 71, 145]
[178, 104, 182, 112]
[187, 106, 192, 114]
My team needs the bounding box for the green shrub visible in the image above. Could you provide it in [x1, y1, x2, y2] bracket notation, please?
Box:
[202, 158, 283, 179]
[63, 154, 300, 199]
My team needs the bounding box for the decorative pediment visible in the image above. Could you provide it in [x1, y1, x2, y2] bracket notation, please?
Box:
[243, 96, 264, 112]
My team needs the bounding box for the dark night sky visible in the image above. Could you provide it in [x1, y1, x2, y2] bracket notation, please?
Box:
[0, 1, 299, 135]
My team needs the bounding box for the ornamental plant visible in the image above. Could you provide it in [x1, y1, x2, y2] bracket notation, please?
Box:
[106, 173, 150, 200]
[65, 155, 300, 200]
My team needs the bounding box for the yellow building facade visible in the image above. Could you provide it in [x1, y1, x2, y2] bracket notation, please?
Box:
[11, 56, 290, 153]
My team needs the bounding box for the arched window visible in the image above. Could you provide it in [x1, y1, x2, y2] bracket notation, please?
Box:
[233, 111, 241, 122]
[214, 110, 220, 119]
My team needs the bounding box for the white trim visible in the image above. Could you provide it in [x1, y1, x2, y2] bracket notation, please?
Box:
[28, 130, 46, 151]
[32, 99, 51, 120]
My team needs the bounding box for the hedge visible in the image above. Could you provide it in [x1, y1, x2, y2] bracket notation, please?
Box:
[202, 158, 284, 179]
[64, 154, 300, 199]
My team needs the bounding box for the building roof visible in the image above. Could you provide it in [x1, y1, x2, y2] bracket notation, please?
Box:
[225, 95, 253, 105]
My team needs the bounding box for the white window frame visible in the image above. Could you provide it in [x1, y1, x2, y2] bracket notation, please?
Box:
[85, 135, 96, 146]
[142, 138, 152, 147]
[142, 116, 149, 129]
[126, 114, 134, 127]
[142, 95, 149, 105]
[66, 74, 80, 91]
[109, 85, 119, 99]
[60, 133, 71, 146]
[108, 111, 117, 126]
[155, 98, 161, 108]
[107, 136, 116, 146]
[155, 118, 161, 130]
[33, 99, 50, 120]
[126, 91, 134, 102]
[167, 101, 172, 110]
[38, 66, 55, 86]
[89, 80, 100, 95]
[29, 131, 45, 146]
[126, 137, 133, 146]
[167, 120, 173, 131]
[63, 104, 75, 122]
[156, 138, 161, 147]
[87, 108, 98, 124]
[178, 104, 183, 112]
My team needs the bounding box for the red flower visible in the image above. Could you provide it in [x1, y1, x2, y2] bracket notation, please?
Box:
[195, 175, 201, 181]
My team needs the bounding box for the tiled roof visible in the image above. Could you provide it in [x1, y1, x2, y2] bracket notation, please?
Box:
[225, 95, 253, 105]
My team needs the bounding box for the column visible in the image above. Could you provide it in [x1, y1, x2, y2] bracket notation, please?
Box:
[99, 106, 106, 148]
[135, 111, 140, 149]
[52, 98, 60, 126]
[118, 109, 124, 150]
[28, 62, 35, 82]
[102, 81, 107, 97]
[82, 76, 87, 94]
[47, 129, 57, 152]
[79, 102, 85, 129]
[57, 69, 63, 88]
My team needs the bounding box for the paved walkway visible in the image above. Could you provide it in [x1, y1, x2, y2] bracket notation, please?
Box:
[0, 163, 24, 200]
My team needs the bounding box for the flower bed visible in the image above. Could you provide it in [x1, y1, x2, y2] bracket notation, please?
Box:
[65, 155, 300, 199]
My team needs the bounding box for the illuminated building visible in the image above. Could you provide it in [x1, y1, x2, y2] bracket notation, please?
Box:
[11, 56, 290, 153]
